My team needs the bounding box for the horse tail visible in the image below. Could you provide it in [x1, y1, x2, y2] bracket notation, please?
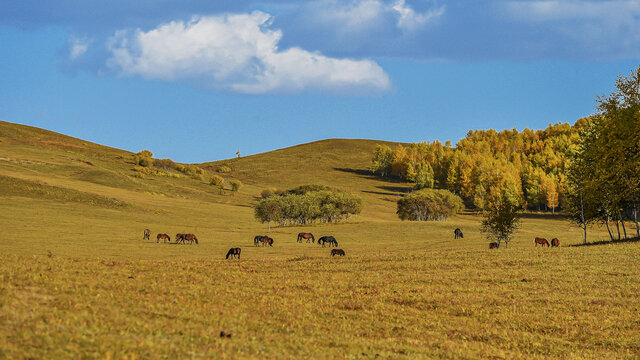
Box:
[311, 234, 315, 242]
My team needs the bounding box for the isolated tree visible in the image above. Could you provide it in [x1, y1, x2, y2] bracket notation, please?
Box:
[230, 179, 243, 195]
[480, 184, 521, 248]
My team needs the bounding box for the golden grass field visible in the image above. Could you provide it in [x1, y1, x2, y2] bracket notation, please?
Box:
[1, 121, 638, 359]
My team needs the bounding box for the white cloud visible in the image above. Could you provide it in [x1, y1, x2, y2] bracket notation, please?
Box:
[68, 36, 91, 60]
[304, 0, 444, 33]
[392, 0, 445, 32]
[106, 11, 390, 94]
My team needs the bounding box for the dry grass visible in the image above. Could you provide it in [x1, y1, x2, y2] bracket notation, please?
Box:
[1, 120, 639, 359]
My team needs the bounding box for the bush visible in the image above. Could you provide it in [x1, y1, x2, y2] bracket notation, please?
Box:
[210, 175, 224, 187]
[397, 188, 463, 221]
[137, 150, 153, 158]
[137, 157, 151, 167]
[176, 164, 205, 179]
[218, 165, 231, 173]
[153, 158, 177, 170]
[254, 186, 363, 227]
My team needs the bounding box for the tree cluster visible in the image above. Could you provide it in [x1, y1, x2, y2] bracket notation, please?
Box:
[566, 67, 640, 243]
[370, 122, 581, 212]
[254, 186, 363, 230]
[396, 188, 464, 221]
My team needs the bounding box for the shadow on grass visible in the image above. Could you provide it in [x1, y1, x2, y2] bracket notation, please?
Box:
[333, 167, 408, 184]
[519, 212, 569, 220]
[570, 236, 640, 247]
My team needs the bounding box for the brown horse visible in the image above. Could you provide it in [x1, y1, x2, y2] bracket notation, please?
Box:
[331, 249, 345, 256]
[226, 248, 241, 259]
[183, 233, 198, 245]
[143, 229, 151, 240]
[297, 232, 315, 243]
[253, 235, 273, 247]
[489, 242, 498, 249]
[534, 237, 550, 247]
[454, 228, 463, 239]
[157, 233, 170, 243]
[551, 238, 560, 247]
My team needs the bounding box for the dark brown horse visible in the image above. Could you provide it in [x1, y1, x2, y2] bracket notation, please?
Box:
[157, 233, 170, 243]
[489, 242, 498, 249]
[454, 228, 463, 239]
[318, 236, 338, 248]
[551, 238, 560, 247]
[297, 232, 315, 243]
[226, 248, 241, 259]
[331, 249, 345, 256]
[143, 229, 151, 240]
[534, 237, 550, 247]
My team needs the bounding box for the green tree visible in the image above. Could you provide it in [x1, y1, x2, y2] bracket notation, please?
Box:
[370, 144, 394, 176]
[480, 183, 521, 248]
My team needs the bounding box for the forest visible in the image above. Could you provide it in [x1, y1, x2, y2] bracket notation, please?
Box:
[370, 121, 582, 213]
[373, 66, 640, 244]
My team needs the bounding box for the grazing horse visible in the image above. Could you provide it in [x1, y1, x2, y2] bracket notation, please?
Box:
[551, 238, 560, 247]
[143, 229, 151, 240]
[318, 236, 338, 248]
[454, 228, 464, 239]
[183, 233, 198, 245]
[331, 249, 345, 256]
[534, 237, 550, 247]
[254, 235, 273, 247]
[297, 232, 315, 243]
[226, 248, 241, 259]
[489, 242, 498, 249]
[157, 233, 170, 243]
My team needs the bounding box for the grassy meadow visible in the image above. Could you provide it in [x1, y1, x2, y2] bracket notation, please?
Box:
[1, 121, 639, 359]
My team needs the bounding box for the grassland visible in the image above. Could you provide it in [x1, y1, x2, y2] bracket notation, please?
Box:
[1, 120, 638, 359]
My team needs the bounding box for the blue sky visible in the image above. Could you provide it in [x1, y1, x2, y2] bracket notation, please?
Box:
[1, 0, 638, 162]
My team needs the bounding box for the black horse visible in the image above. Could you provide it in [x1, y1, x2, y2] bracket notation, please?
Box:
[318, 236, 338, 248]
[226, 248, 241, 259]
[454, 228, 464, 239]
[331, 249, 345, 256]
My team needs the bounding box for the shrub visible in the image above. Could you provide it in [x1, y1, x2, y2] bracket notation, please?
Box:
[397, 188, 464, 221]
[218, 165, 231, 173]
[210, 175, 224, 187]
[153, 158, 176, 170]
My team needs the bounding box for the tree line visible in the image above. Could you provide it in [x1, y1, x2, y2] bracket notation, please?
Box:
[566, 66, 640, 243]
[371, 122, 583, 213]
[254, 185, 363, 231]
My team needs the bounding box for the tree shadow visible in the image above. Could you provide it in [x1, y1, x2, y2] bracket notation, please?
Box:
[570, 236, 640, 247]
[333, 167, 407, 184]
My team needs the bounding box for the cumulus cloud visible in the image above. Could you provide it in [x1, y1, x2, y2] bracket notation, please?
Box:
[68, 36, 91, 60]
[106, 11, 390, 94]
